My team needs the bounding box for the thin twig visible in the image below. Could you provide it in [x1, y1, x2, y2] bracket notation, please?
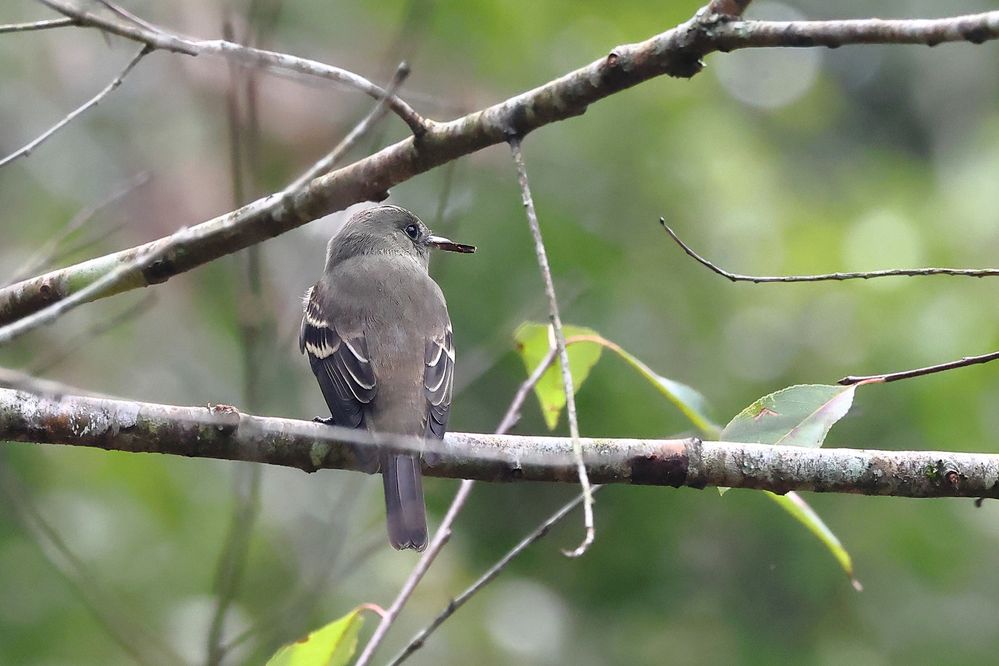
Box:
[0, 45, 149, 169]
[37, 0, 428, 134]
[495, 343, 559, 434]
[839, 349, 999, 385]
[509, 137, 594, 558]
[94, 0, 163, 34]
[353, 480, 474, 666]
[282, 61, 410, 196]
[660, 218, 999, 283]
[354, 330, 560, 666]
[28, 294, 156, 374]
[0, 224, 194, 346]
[388, 486, 602, 666]
[0, 17, 74, 33]
[5, 173, 150, 286]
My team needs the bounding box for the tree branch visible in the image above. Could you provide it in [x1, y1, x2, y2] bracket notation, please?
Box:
[1, 387, 996, 499]
[0, 17, 74, 34]
[4, 7, 999, 325]
[36, 0, 427, 134]
[660, 218, 999, 283]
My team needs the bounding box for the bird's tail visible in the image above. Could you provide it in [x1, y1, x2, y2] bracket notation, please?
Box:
[383, 454, 428, 551]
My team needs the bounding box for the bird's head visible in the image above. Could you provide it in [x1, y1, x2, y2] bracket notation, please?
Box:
[325, 205, 475, 270]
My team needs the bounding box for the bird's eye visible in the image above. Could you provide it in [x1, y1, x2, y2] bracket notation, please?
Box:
[404, 223, 420, 240]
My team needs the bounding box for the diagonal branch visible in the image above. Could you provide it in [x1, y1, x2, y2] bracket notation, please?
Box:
[0, 45, 150, 169]
[4, 6, 999, 325]
[388, 486, 601, 665]
[0, 59, 404, 346]
[354, 323, 559, 666]
[1, 387, 996, 499]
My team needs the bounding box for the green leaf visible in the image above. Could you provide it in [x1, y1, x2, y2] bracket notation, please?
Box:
[767, 492, 863, 591]
[722, 384, 861, 590]
[265, 609, 364, 666]
[514, 323, 603, 430]
[721, 384, 857, 447]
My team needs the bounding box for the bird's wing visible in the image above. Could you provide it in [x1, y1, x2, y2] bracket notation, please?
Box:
[424, 324, 455, 439]
[300, 286, 377, 428]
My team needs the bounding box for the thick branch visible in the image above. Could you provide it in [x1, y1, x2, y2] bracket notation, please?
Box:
[4, 8, 999, 324]
[1, 388, 996, 499]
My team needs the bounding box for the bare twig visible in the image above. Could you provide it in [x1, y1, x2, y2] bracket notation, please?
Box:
[388, 486, 603, 666]
[509, 137, 594, 558]
[282, 61, 410, 195]
[5, 173, 150, 286]
[354, 331, 559, 665]
[353, 479, 474, 666]
[0, 17, 74, 33]
[840, 350, 999, 385]
[0, 45, 149, 169]
[496, 344, 559, 435]
[37, 0, 427, 134]
[660, 218, 999, 283]
[29, 295, 156, 375]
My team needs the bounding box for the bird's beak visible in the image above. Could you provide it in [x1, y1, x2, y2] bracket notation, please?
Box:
[427, 235, 476, 253]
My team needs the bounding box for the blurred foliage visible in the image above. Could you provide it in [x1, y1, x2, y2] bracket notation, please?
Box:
[3, 0, 999, 664]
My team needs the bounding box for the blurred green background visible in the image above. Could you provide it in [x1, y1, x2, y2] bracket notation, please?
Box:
[3, 0, 999, 664]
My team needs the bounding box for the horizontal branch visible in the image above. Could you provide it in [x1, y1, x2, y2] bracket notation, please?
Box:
[4, 7, 999, 325]
[0, 387, 995, 499]
[660, 219, 999, 282]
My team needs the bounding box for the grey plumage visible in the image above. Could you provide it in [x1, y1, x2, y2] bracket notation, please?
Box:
[300, 205, 473, 551]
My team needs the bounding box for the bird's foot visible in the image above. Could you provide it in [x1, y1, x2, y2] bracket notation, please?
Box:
[312, 416, 335, 426]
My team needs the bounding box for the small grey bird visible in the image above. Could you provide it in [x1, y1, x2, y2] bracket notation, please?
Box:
[300, 205, 474, 550]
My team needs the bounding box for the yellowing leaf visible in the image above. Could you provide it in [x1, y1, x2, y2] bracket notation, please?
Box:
[514, 323, 603, 430]
[265, 609, 364, 666]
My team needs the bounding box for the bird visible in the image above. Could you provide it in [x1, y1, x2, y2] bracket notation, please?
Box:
[300, 205, 475, 550]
